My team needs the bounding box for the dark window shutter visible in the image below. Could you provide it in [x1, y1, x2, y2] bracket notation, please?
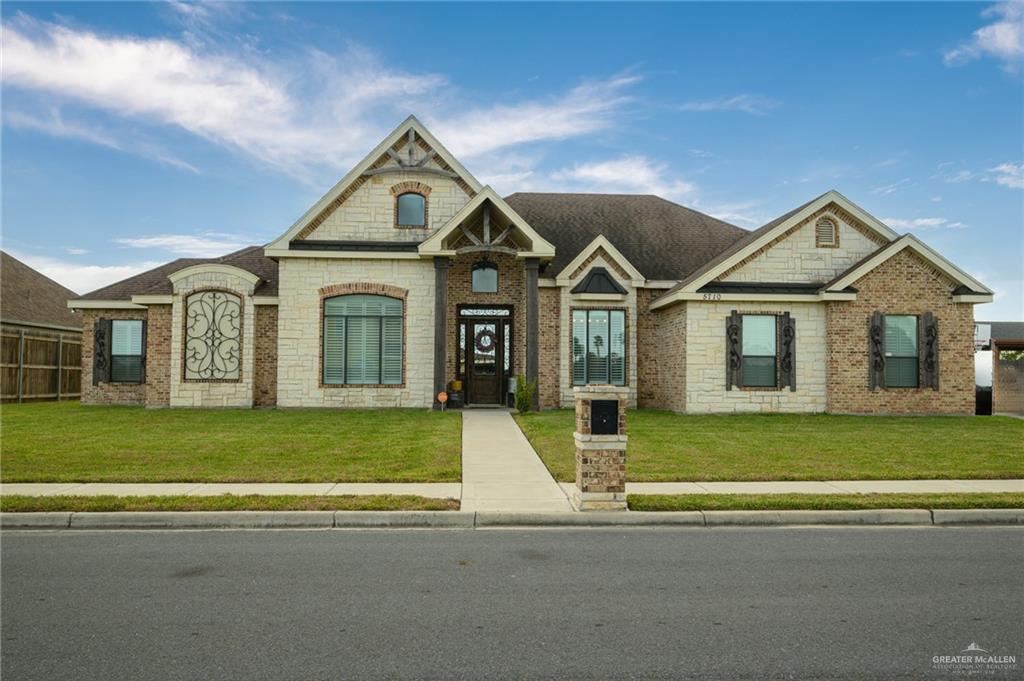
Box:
[725, 310, 742, 390]
[92, 318, 112, 385]
[919, 312, 939, 390]
[868, 311, 885, 390]
[777, 312, 797, 391]
[139, 320, 148, 384]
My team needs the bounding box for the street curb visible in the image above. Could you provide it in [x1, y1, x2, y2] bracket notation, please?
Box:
[475, 511, 705, 526]
[931, 509, 1024, 525]
[2, 508, 1022, 530]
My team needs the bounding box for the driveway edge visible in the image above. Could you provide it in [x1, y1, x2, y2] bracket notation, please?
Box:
[3, 508, 1023, 530]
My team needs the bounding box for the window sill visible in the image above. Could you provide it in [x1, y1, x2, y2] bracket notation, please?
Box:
[320, 383, 406, 389]
[183, 379, 243, 384]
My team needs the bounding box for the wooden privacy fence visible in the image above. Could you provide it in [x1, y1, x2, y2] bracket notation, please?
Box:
[1, 329, 82, 402]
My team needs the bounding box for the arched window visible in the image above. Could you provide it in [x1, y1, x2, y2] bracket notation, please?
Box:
[323, 294, 403, 385]
[472, 261, 498, 293]
[396, 193, 426, 227]
[184, 290, 242, 380]
[815, 217, 838, 247]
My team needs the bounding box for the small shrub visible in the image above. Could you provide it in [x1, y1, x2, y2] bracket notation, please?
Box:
[514, 374, 538, 412]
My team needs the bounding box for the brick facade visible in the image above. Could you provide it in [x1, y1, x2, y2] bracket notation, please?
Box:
[144, 305, 171, 407]
[81, 308, 149, 406]
[652, 301, 687, 412]
[253, 306, 278, 407]
[635, 288, 661, 408]
[538, 287, 561, 408]
[826, 249, 974, 414]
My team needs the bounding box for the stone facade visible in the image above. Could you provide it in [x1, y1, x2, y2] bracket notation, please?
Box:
[572, 385, 629, 511]
[169, 269, 257, 408]
[276, 257, 435, 407]
[826, 249, 974, 414]
[685, 300, 827, 413]
[253, 305, 278, 407]
[558, 255, 638, 408]
[723, 204, 885, 284]
[303, 170, 471, 242]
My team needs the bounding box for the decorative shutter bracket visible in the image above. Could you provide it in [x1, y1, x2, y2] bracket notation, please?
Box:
[725, 310, 742, 390]
[777, 312, 796, 391]
[868, 311, 885, 390]
[92, 318, 112, 385]
[920, 312, 939, 390]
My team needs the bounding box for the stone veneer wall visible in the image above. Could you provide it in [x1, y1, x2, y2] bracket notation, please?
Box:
[826, 249, 974, 414]
[169, 269, 256, 408]
[303, 170, 471, 243]
[538, 287, 561, 409]
[723, 204, 885, 284]
[81, 308, 149, 406]
[144, 305, 172, 407]
[445, 252, 526, 400]
[686, 301, 827, 413]
[276, 257, 435, 407]
[558, 255, 638, 408]
[253, 305, 278, 407]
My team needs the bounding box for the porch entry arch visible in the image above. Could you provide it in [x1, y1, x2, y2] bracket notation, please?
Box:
[457, 304, 513, 406]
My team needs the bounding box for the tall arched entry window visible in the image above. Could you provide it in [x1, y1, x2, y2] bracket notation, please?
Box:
[396, 193, 426, 227]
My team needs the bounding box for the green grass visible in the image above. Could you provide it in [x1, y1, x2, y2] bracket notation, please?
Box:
[628, 493, 1024, 512]
[0, 494, 459, 512]
[1, 402, 461, 483]
[515, 410, 1024, 482]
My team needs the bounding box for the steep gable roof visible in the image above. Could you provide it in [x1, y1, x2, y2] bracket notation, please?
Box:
[266, 116, 482, 254]
[1, 251, 83, 329]
[74, 246, 278, 302]
[504, 193, 746, 280]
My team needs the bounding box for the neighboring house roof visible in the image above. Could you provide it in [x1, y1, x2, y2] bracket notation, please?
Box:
[504, 193, 746, 280]
[76, 246, 278, 301]
[983, 321, 1024, 343]
[1, 250, 83, 330]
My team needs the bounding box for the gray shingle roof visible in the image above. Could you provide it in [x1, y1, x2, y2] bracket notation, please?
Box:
[77, 246, 278, 301]
[1, 251, 83, 329]
[982, 321, 1024, 343]
[503, 193, 747, 280]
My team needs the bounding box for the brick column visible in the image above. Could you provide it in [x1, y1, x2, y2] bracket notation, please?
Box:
[525, 257, 540, 410]
[572, 384, 628, 510]
[433, 257, 449, 410]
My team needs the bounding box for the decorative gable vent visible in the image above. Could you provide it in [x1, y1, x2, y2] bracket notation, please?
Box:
[815, 217, 838, 248]
[571, 267, 627, 295]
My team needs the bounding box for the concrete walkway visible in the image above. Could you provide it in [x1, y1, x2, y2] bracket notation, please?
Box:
[459, 410, 574, 512]
[0, 482, 461, 499]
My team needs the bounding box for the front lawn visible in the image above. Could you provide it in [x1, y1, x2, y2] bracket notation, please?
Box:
[0, 494, 458, 512]
[1, 402, 461, 483]
[515, 410, 1024, 482]
[628, 493, 1024, 512]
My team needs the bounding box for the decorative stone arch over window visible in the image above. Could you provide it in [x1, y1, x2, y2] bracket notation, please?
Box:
[390, 181, 432, 228]
[183, 288, 243, 382]
[318, 283, 409, 389]
[815, 215, 839, 248]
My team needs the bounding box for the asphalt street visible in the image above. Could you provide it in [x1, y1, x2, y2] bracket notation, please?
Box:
[2, 527, 1022, 680]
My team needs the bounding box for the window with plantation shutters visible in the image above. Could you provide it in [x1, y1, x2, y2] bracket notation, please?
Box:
[884, 315, 918, 388]
[110, 319, 145, 383]
[322, 294, 403, 385]
[726, 311, 796, 390]
[572, 309, 626, 386]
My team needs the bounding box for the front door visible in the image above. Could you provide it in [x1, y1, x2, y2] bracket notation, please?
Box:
[467, 321, 502, 404]
[458, 307, 513, 406]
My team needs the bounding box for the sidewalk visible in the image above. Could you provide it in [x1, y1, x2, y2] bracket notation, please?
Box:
[459, 409, 573, 512]
[4, 480, 1021, 499]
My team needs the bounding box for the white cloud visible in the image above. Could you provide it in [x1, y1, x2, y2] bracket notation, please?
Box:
[429, 75, 639, 158]
[871, 178, 911, 195]
[677, 94, 780, 115]
[688, 148, 713, 158]
[986, 162, 1024, 189]
[65, 248, 90, 255]
[689, 201, 765, 227]
[549, 156, 696, 200]
[113, 233, 253, 257]
[4, 108, 200, 173]
[6, 251, 162, 295]
[2, 15, 640, 180]
[944, 2, 1024, 71]
[882, 217, 967, 230]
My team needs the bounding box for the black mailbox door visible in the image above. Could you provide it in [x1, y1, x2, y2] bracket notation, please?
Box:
[591, 400, 619, 435]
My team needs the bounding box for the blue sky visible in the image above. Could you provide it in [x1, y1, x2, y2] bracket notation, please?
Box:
[2, 1, 1021, 321]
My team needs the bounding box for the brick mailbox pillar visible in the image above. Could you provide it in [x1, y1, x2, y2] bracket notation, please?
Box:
[572, 385, 628, 511]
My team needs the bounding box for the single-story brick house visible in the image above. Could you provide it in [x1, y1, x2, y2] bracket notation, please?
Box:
[69, 116, 992, 413]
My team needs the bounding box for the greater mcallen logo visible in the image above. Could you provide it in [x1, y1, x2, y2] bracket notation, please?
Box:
[931, 642, 1018, 675]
